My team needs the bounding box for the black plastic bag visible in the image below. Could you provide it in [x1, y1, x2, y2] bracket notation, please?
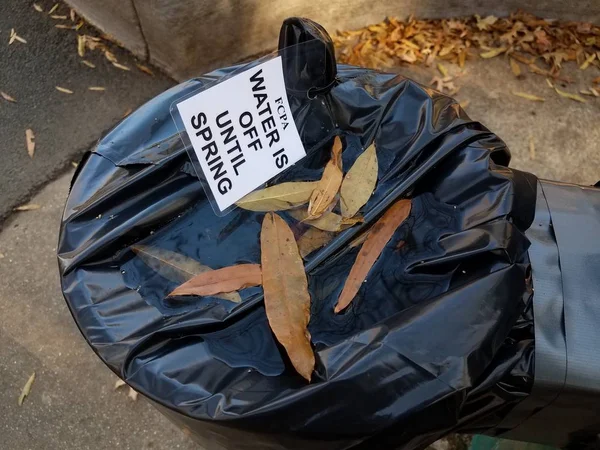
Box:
[59, 17, 599, 450]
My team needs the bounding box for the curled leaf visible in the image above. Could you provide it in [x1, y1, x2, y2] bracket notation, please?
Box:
[297, 228, 335, 259]
[261, 212, 314, 381]
[18, 372, 36, 406]
[132, 245, 241, 303]
[554, 87, 586, 103]
[480, 47, 506, 58]
[289, 209, 363, 232]
[25, 129, 35, 158]
[307, 137, 343, 219]
[335, 198, 412, 313]
[168, 264, 261, 299]
[236, 181, 318, 211]
[512, 91, 545, 102]
[340, 143, 378, 218]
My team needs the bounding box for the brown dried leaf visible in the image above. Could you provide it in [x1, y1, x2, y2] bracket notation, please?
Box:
[554, 87, 586, 103]
[261, 212, 314, 381]
[512, 91, 545, 101]
[168, 264, 261, 299]
[132, 245, 241, 303]
[33, 3, 43, 12]
[81, 60, 95, 68]
[112, 62, 130, 71]
[136, 63, 154, 76]
[480, 47, 507, 59]
[298, 228, 335, 259]
[25, 129, 35, 158]
[289, 209, 363, 232]
[55, 86, 73, 94]
[14, 203, 40, 211]
[236, 181, 318, 211]
[529, 136, 535, 160]
[335, 199, 411, 313]
[77, 35, 85, 57]
[509, 58, 522, 77]
[18, 372, 36, 406]
[1, 91, 16, 102]
[475, 15, 498, 31]
[307, 137, 343, 219]
[88, 86, 105, 91]
[340, 143, 378, 218]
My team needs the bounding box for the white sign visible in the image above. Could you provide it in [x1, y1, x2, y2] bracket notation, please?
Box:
[176, 56, 306, 212]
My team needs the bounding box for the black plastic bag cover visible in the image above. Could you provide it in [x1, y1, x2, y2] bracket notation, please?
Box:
[58, 18, 538, 450]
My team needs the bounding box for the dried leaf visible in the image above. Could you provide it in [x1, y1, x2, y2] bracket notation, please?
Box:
[261, 212, 314, 381]
[114, 379, 126, 389]
[168, 264, 261, 299]
[55, 86, 73, 94]
[480, 47, 507, 58]
[340, 143, 378, 218]
[15, 35, 27, 44]
[554, 87, 586, 103]
[136, 63, 154, 76]
[307, 137, 343, 219]
[55, 24, 72, 29]
[437, 62, 448, 77]
[70, 9, 76, 22]
[579, 53, 596, 70]
[48, 3, 59, 14]
[509, 58, 522, 77]
[51, 14, 67, 19]
[25, 129, 35, 158]
[297, 228, 335, 259]
[81, 60, 95, 68]
[459, 99, 470, 109]
[589, 87, 599, 97]
[289, 209, 363, 232]
[348, 230, 370, 248]
[71, 161, 78, 168]
[104, 50, 118, 63]
[529, 136, 535, 160]
[1, 91, 16, 102]
[128, 388, 138, 401]
[18, 372, 36, 406]
[77, 35, 85, 57]
[122, 108, 132, 118]
[512, 91, 545, 101]
[475, 14, 498, 31]
[112, 62, 130, 71]
[88, 86, 105, 91]
[132, 245, 241, 303]
[14, 203, 41, 211]
[236, 181, 318, 211]
[33, 3, 43, 12]
[75, 20, 84, 31]
[545, 78, 554, 88]
[335, 199, 411, 313]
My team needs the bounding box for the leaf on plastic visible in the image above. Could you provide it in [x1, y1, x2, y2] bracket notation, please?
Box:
[554, 87, 586, 103]
[307, 136, 343, 219]
[25, 129, 35, 158]
[480, 47, 506, 58]
[1, 91, 16, 102]
[260, 212, 314, 381]
[169, 264, 261, 298]
[236, 181, 318, 211]
[335, 198, 411, 313]
[509, 58, 521, 77]
[55, 86, 73, 94]
[297, 228, 334, 259]
[18, 372, 35, 406]
[512, 91, 545, 102]
[340, 143, 378, 218]
[289, 209, 363, 232]
[132, 245, 241, 303]
[14, 203, 40, 211]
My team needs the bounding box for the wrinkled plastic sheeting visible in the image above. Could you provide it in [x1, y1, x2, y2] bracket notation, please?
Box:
[58, 18, 537, 450]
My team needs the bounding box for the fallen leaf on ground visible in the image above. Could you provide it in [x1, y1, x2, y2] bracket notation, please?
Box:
[51, 14, 67, 19]
[112, 62, 130, 71]
[579, 53, 596, 70]
[480, 47, 507, 58]
[122, 108, 132, 118]
[18, 372, 35, 406]
[14, 203, 41, 211]
[9, 28, 27, 45]
[25, 129, 35, 158]
[512, 91, 545, 101]
[261, 212, 314, 381]
[169, 264, 261, 299]
[475, 14, 497, 31]
[55, 86, 73, 94]
[88, 86, 105, 91]
[340, 143, 378, 218]
[307, 137, 343, 219]
[529, 136, 535, 160]
[75, 20, 84, 30]
[114, 379, 126, 389]
[132, 245, 241, 302]
[1, 91, 16, 102]
[298, 228, 335, 258]
[290, 209, 363, 232]
[554, 87, 586, 103]
[236, 181, 318, 211]
[104, 50, 118, 63]
[55, 24, 72, 29]
[77, 35, 85, 57]
[33, 3, 43, 12]
[335, 198, 412, 313]
[128, 388, 138, 401]
[509, 58, 522, 77]
[81, 60, 95, 68]
[437, 62, 448, 77]
[136, 63, 154, 76]
[48, 3, 59, 14]
[70, 9, 76, 22]
[545, 78, 554, 88]
[71, 161, 78, 168]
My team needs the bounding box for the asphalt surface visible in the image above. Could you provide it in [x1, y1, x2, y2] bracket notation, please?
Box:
[0, 0, 174, 224]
